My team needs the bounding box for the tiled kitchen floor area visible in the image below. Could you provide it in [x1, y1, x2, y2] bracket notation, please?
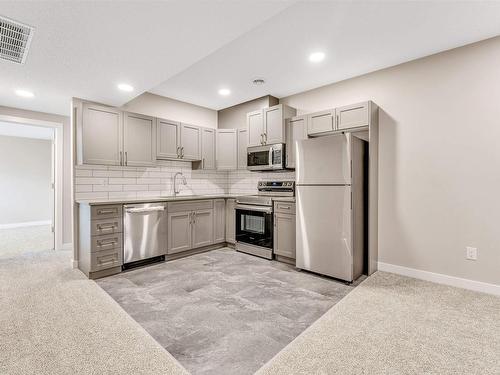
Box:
[97, 248, 355, 375]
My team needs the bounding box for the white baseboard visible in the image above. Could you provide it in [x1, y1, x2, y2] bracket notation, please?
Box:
[378, 262, 500, 296]
[0, 220, 51, 229]
[61, 242, 72, 250]
[71, 259, 78, 269]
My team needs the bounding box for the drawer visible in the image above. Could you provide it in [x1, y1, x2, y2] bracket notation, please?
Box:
[91, 233, 123, 253]
[274, 201, 296, 214]
[90, 248, 123, 272]
[168, 199, 213, 213]
[91, 205, 122, 220]
[91, 218, 122, 236]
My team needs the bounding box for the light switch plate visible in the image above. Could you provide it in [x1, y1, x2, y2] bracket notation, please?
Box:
[466, 246, 478, 260]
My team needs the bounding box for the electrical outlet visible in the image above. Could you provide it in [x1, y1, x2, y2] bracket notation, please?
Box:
[466, 246, 478, 261]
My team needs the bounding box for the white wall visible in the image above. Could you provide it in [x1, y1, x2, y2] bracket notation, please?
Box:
[218, 96, 278, 129]
[280, 36, 500, 286]
[0, 136, 52, 225]
[122, 92, 218, 129]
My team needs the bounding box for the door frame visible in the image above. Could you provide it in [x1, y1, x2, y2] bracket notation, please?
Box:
[0, 114, 64, 251]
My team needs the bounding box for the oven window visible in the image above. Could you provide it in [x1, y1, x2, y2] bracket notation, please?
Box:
[248, 150, 269, 167]
[236, 209, 273, 249]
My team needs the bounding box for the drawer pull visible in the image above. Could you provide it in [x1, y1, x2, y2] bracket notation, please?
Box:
[97, 223, 118, 231]
[97, 209, 116, 215]
[279, 205, 291, 209]
[97, 254, 118, 265]
[97, 239, 118, 247]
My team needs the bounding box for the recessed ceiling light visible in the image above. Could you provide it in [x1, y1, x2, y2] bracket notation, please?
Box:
[252, 78, 265, 85]
[309, 52, 325, 63]
[15, 89, 34, 98]
[218, 88, 231, 96]
[117, 83, 134, 92]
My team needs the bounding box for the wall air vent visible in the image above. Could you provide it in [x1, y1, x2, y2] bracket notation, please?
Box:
[0, 15, 34, 64]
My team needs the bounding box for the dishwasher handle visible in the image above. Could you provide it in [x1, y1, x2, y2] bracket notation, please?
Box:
[125, 206, 165, 213]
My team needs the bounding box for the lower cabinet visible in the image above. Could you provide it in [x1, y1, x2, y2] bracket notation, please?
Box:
[213, 199, 226, 243]
[192, 209, 214, 248]
[273, 201, 296, 260]
[167, 211, 192, 254]
[225, 198, 236, 244]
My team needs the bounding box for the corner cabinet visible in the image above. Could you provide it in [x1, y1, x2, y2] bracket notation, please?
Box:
[79, 104, 156, 167]
[247, 104, 296, 147]
[216, 129, 237, 170]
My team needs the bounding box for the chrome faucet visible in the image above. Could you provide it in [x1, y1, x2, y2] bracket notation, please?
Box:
[173, 172, 187, 196]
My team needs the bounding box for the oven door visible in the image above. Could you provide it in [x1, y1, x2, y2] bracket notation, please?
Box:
[235, 205, 273, 249]
[247, 145, 273, 171]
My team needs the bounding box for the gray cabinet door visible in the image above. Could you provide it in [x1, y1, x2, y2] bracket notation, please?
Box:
[274, 212, 296, 259]
[225, 198, 236, 244]
[237, 128, 248, 170]
[213, 199, 225, 243]
[216, 129, 237, 170]
[307, 109, 335, 135]
[247, 110, 263, 147]
[192, 209, 213, 248]
[157, 119, 180, 160]
[82, 103, 123, 165]
[167, 211, 192, 254]
[201, 127, 216, 170]
[123, 112, 156, 167]
[263, 104, 284, 145]
[181, 123, 201, 160]
[285, 116, 308, 169]
[336, 102, 369, 130]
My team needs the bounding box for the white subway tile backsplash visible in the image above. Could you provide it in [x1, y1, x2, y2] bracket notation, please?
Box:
[108, 177, 136, 185]
[75, 185, 93, 192]
[75, 169, 92, 177]
[136, 178, 161, 185]
[75, 177, 107, 185]
[109, 191, 137, 199]
[75, 191, 108, 200]
[93, 184, 123, 192]
[123, 184, 148, 191]
[93, 169, 123, 177]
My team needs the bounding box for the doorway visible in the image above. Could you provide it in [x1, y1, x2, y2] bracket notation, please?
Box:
[0, 117, 63, 258]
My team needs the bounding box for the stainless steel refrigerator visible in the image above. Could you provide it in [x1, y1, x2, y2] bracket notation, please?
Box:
[296, 133, 365, 282]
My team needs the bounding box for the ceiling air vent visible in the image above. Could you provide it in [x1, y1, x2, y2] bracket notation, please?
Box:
[0, 15, 34, 64]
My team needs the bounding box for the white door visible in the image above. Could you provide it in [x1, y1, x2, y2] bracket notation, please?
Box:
[296, 134, 351, 185]
[247, 110, 263, 147]
[82, 103, 122, 165]
[157, 119, 180, 159]
[263, 105, 284, 145]
[180, 124, 201, 160]
[201, 128, 216, 169]
[216, 129, 237, 170]
[237, 128, 248, 170]
[192, 209, 213, 248]
[167, 211, 192, 254]
[123, 112, 156, 166]
[296, 185, 353, 281]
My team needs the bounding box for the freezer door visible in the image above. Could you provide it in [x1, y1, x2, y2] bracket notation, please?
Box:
[296, 133, 351, 185]
[296, 185, 353, 281]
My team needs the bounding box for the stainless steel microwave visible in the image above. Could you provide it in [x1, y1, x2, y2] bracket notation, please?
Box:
[247, 143, 285, 171]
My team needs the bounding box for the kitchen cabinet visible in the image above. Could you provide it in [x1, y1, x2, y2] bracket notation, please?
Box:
[80, 103, 123, 165]
[192, 209, 214, 248]
[157, 119, 181, 159]
[180, 123, 201, 160]
[156, 120, 201, 161]
[216, 129, 237, 170]
[225, 198, 236, 244]
[285, 115, 308, 169]
[273, 201, 296, 260]
[237, 128, 248, 170]
[123, 112, 156, 166]
[200, 127, 216, 170]
[247, 104, 297, 147]
[167, 211, 192, 254]
[336, 102, 370, 130]
[307, 109, 335, 135]
[213, 199, 225, 243]
[247, 110, 263, 147]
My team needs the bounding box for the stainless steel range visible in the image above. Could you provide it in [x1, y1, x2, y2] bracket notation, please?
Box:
[235, 181, 295, 259]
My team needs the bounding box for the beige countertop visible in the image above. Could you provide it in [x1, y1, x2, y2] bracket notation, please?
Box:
[76, 194, 240, 206]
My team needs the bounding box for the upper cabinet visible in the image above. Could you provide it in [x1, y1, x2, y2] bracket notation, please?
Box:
[307, 109, 335, 135]
[200, 127, 216, 170]
[180, 124, 201, 161]
[247, 104, 297, 147]
[79, 104, 155, 166]
[237, 129, 248, 170]
[123, 112, 156, 167]
[285, 115, 308, 169]
[81, 103, 123, 166]
[336, 102, 370, 131]
[216, 129, 237, 170]
[156, 120, 201, 161]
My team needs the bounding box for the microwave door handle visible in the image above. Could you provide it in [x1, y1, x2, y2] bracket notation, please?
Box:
[269, 147, 273, 167]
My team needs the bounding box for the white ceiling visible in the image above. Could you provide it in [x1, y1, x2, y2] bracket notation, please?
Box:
[0, 1, 292, 115]
[1, 1, 500, 115]
[0, 121, 54, 140]
[151, 1, 500, 109]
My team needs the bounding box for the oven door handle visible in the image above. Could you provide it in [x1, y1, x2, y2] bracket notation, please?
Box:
[235, 204, 273, 214]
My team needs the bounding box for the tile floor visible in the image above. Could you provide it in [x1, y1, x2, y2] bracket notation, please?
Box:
[97, 248, 355, 375]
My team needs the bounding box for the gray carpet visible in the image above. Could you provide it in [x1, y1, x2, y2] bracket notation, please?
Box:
[0, 225, 53, 259]
[0, 249, 188, 375]
[257, 271, 500, 375]
[97, 248, 354, 375]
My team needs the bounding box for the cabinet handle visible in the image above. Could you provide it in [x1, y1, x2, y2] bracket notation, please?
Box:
[97, 223, 117, 231]
[176, 146, 180, 158]
[181, 146, 184, 158]
[336, 114, 339, 129]
[202, 158, 205, 169]
[97, 209, 115, 215]
[119, 151, 123, 166]
[125, 151, 128, 166]
[264, 133, 267, 144]
[260, 134, 263, 145]
[192, 212, 196, 224]
[274, 214, 276, 227]
[97, 239, 118, 247]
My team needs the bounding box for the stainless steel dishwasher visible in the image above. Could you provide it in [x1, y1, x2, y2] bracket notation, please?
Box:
[123, 202, 167, 266]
